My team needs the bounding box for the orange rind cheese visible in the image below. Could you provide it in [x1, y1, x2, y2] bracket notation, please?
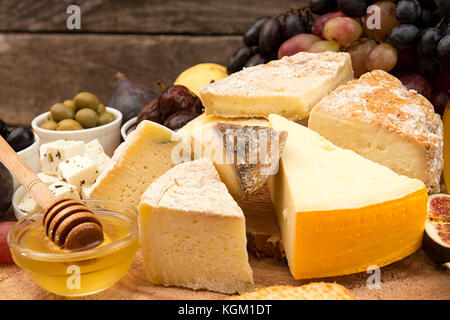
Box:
[268, 114, 428, 279]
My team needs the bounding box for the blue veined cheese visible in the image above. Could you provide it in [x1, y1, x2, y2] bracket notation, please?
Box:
[58, 155, 99, 191]
[84, 139, 112, 173]
[40, 140, 85, 176]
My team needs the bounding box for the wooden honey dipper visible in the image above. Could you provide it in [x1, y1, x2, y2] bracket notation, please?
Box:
[0, 136, 104, 251]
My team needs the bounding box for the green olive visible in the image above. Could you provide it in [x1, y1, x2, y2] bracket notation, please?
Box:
[56, 119, 83, 131]
[73, 92, 99, 111]
[40, 120, 58, 130]
[46, 113, 54, 121]
[75, 108, 99, 128]
[50, 103, 75, 122]
[97, 103, 106, 114]
[63, 99, 76, 113]
[98, 111, 116, 126]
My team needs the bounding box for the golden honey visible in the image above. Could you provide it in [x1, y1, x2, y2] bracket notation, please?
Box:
[9, 211, 139, 297]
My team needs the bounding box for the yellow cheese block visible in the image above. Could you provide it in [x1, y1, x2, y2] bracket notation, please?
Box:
[268, 114, 428, 279]
[138, 158, 253, 294]
[90, 120, 183, 207]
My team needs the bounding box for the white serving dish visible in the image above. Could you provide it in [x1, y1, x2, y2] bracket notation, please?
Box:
[31, 107, 122, 157]
[12, 186, 27, 221]
[15, 132, 40, 190]
[121, 116, 137, 141]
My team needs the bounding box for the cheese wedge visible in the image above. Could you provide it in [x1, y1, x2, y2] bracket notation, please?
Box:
[268, 114, 428, 279]
[309, 70, 443, 193]
[178, 114, 286, 200]
[201, 52, 353, 120]
[138, 158, 254, 294]
[90, 120, 183, 207]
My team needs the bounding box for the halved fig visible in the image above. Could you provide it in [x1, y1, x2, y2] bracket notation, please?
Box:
[423, 194, 450, 264]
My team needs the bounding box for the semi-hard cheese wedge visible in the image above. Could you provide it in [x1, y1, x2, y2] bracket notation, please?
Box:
[89, 120, 183, 207]
[138, 158, 254, 294]
[201, 52, 353, 120]
[309, 70, 443, 193]
[268, 114, 428, 280]
[178, 113, 286, 200]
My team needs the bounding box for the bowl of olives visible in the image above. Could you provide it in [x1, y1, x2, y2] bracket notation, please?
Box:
[31, 92, 122, 156]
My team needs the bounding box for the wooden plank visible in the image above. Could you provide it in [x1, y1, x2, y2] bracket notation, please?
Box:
[0, 249, 449, 300]
[0, 0, 308, 34]
[0, 33, 242, 126]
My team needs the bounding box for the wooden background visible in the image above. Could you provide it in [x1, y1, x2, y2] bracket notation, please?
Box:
[0, 0, 307, 126]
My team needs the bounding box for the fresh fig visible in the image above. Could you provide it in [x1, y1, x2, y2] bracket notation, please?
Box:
[423, 194, 450, 264]
[108, 73, 159, 124]
[0, 163, 13, 219]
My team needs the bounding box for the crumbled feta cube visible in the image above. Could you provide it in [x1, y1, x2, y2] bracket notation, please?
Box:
[19, 181, 81, 215]
[81, 184, 95, 200]
[40, 140, 85, 176]
[48, 181, 81, 201]
[18, 193, 40, 214]
[58, 155, 99, 191]
[37, 173, 61, 186]
[84, 139, 112, 173]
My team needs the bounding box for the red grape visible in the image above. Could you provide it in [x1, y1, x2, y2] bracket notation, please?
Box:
[365, 43, 398, 72]
[311, 11, 346, 39]
[278, 33, 321, 58]
[307, 40, 340, 53]
[431, 91, 449, 116]
[364, 1, 399, 42]
[323, 17, 362, 46]
[399, 74, 432, 100]
[347, 38, 377, 77]
[0, 222, 14, 264]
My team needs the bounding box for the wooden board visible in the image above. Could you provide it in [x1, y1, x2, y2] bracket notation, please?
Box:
[0, 202, 449, 300]
[0, 33, 241, 126]
[0, 249, 449, 300]
[0, 0, 306, 34]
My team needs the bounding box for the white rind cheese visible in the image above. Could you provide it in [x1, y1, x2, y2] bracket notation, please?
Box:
[309, 70, 444, 193]
[201, 52, 353, 120]
[138, 158, 254, 294]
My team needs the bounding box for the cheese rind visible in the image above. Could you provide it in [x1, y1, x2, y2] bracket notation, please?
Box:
[201, 52, 353, 120]
[138, 158, 254, 294]
[90, 120, 183, 207]
[309, 70, 443, 193]
[268, 114, 428, 279]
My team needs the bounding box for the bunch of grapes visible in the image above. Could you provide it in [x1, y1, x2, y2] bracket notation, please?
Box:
[226, 0, 449, 114]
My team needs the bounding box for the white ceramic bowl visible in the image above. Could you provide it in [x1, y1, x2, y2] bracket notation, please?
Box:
[12, 186, 27, 220]
[14, 132, 40, 190]
[31, 107, 122, 157]
[121, 116, 137, 141]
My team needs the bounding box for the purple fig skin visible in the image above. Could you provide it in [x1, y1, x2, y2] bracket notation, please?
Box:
[108, 73, 159, 124]
[0, 163, 13, 218]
